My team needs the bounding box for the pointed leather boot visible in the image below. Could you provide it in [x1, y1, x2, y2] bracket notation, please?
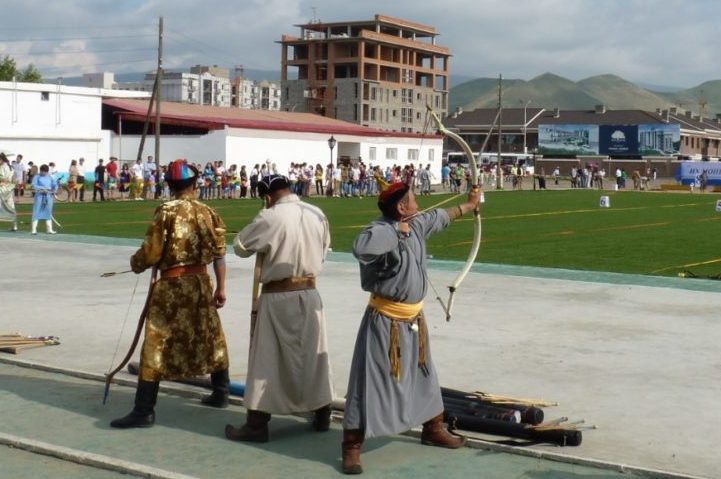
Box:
[225, 410, 270, 442]
[312, 404, 332, 432]
[110, 380, 159, 429]
[341, 429, 364, 475]
[421, 413, 466, 448]
[201, 369, 229, 408]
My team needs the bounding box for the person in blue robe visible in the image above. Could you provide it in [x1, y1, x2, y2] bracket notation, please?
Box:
[31, 164, 57, 235]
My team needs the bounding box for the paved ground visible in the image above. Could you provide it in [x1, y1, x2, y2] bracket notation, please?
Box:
[0, 233, 718, 478]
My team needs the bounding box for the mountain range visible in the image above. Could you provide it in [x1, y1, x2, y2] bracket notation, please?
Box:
[52, 68, 721, 119]
[52, 68, 286, 87]
[448, 73, 721, 118]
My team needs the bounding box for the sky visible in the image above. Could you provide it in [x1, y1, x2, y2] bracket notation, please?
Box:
[1, 0, 719, 89]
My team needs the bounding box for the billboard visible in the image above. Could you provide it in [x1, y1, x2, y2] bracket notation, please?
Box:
[599, 125, 638, 155]
[539, 123, 681, 156]
[538, 124, 599, 155]
[638, 124, 680, 155]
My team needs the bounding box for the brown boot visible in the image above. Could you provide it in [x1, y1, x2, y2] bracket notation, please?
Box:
[341, 429, 364, 474]
[421, 413, 466, 449]
[225, 410, 271, 443]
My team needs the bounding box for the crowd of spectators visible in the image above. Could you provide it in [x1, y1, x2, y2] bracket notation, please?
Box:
[6, 155, 447, 203]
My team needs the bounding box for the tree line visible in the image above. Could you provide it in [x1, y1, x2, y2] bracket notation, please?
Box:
[0, 55, 43, 83]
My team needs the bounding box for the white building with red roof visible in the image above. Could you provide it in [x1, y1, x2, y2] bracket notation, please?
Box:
[0, 81, 442, 180]
[103, 98, 442, 175]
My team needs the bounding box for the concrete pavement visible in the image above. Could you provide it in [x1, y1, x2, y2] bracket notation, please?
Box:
[0, 232, 719, 478]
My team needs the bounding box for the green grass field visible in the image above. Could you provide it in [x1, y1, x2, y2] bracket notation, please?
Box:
[16, 189, 721, 277]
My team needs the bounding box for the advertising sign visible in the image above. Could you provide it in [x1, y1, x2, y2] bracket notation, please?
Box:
[538, 124, 599, 155]
[674, 162, 721, 186]
[540, 123, 680, 156]
[599, 125, 638, 155]
[638, 124, 680, 155]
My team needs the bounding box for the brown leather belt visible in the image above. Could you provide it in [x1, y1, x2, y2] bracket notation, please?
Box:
[262, 276, 316, 294]
[161, 264, 207, 279]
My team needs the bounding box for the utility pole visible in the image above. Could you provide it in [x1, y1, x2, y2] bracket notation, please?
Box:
[496, 74, 503, 190]
[155, 16, 163, 166]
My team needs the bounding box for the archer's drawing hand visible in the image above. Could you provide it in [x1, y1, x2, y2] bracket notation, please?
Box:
[398, 221, 411, 236]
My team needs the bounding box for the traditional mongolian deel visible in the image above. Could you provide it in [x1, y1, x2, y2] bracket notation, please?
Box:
[31, 174, 57, 221]
[0, 161, 16, 223]
[343, 209, 451, 438]
[233, 194, 334, 414]
[131, 194, 229, 381]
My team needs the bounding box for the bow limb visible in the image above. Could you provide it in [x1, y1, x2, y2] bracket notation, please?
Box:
[426, 105, 481, 322]
[249, 253, 264, 339]
[103, 267, 157, 403]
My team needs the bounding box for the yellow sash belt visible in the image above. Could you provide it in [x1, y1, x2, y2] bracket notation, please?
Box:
[368, 294, 423, 319]
[368, 295, 428, 381]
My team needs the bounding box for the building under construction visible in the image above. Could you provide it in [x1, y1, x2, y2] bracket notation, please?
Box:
[279, 14, 450, 133]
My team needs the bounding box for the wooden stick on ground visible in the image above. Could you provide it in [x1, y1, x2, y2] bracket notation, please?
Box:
[0, 342, 59, 354]
[473, 391, 559, 408]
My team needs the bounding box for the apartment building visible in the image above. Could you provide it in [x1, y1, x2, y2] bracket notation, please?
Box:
[116, 65, 231, 107]
[231, 77, 281, 110]
[279, 14, 450, 133]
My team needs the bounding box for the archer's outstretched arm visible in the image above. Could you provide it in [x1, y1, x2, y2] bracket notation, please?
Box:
[445, 187, 481, 221]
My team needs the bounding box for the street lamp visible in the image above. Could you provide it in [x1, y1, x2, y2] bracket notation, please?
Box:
[521, 100, 531, 154]
[328, 135, 337, 167]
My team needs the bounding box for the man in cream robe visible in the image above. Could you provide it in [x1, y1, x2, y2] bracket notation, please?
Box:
[227, 174, 334, 443]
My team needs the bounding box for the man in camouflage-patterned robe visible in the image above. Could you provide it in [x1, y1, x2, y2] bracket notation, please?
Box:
[111, 159, 231, 429]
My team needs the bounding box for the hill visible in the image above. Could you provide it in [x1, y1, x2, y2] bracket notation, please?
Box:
[657, 80, 721, 119]
[449, 73, 686, 113]
[576, 74, 672, 111]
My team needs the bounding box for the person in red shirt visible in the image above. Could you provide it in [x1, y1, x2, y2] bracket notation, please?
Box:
[106, 157, 119, 201]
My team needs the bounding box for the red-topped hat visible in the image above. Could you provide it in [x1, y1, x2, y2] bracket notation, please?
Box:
[377, 182, 409, 217]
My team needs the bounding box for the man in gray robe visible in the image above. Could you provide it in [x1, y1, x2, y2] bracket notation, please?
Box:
[341, 181, 480, 474]
[227, 174, 334, 443]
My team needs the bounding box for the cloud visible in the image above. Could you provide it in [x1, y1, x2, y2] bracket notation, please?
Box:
[0, 0, 719, 87]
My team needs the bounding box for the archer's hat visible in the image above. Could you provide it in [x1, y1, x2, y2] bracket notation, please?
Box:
[166, 159, 198, 181]
[377, 181, 409, 214]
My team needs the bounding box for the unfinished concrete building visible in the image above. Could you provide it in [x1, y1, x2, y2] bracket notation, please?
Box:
[279, 14, 450, 133]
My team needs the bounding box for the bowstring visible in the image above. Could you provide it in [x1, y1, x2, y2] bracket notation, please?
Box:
[106, 273, 140, 374]
[418, 106, 451, 314]
[417, 107, 432, 157]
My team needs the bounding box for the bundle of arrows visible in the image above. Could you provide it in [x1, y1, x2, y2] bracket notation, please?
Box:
[0, 333, 61, 354]
[441, 387, 594, 446]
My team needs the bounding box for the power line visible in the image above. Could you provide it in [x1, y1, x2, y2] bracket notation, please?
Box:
[0, 23, 154, 31]
[164, 31, 271, 73]
[40, 58, 155, 74]
[6, 47, 156, 56]
[165, 29, 244, 66]
[0, 34, 156, 43]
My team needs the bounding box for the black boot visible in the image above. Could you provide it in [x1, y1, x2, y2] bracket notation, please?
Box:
[201, 369, 229, 408]
[312, 404, 332, 432]
[225, 410, 271, 442]
[110, 380, 159, 429]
